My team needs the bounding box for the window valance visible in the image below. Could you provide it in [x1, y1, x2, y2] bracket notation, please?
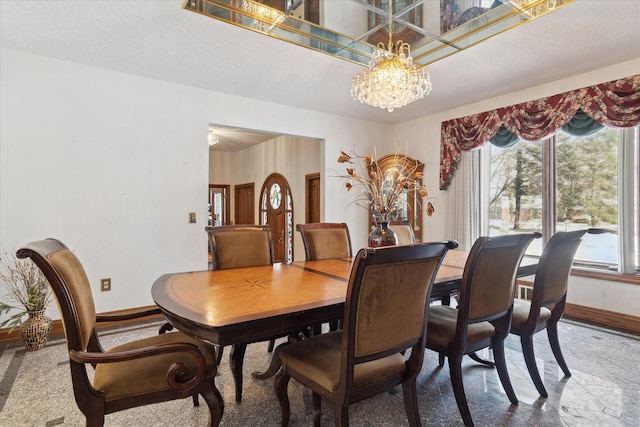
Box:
[439, 74, 640, 190]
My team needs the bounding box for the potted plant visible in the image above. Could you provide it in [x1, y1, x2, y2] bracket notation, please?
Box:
[0, 249, 53, 351]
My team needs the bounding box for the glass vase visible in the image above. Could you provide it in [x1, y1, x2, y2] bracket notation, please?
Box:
[368, 221, 398, 247]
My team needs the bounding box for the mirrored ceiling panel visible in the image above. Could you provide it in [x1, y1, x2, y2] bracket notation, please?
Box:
[184, 0, 574, 68]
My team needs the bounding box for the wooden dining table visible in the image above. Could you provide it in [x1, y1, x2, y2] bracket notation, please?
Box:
[151, 250, 537, 403]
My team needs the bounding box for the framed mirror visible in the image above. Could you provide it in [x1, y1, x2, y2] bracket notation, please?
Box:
[368, 153, 424, 241]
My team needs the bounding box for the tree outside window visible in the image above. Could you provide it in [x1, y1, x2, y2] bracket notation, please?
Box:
[488, 126, 623, 267]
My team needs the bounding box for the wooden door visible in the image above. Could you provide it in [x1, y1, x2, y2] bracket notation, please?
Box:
[259, 173, 293, 263]
[234, 183, 255, 225]
[305, 173, 320, 224]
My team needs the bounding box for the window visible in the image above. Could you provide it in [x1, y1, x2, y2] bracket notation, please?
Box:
[485, 126, 639, 273]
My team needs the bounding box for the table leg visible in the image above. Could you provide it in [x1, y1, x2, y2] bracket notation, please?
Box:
[230, 343, 247, 403]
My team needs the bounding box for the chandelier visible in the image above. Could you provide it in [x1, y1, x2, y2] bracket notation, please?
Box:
[351, 8, 431, 112]
[242, 0, 285, 33]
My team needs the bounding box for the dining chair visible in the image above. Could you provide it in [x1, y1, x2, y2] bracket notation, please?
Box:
[296, 222, 352, 261]
[16, 238, 223, 427]
[275, 240, 458, 427]
[510, 229, 587, 397]
[206, 224, 275, 270]
[161, 224, 277, 365]
[207, 224, 297, 401]
[425, 232, 540, 427]
[297, 222, 353, 332]
[388, 220, 417, 245]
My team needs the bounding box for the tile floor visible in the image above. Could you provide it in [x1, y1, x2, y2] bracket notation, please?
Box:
[0, 318, 638, 426]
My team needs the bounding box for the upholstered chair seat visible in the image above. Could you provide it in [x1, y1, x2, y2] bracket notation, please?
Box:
[426, 306, 495, 347]
[275, 241, 457, 427]
[511, 300, 553, 327]
[279, 331, 407, 392]
[94, 332, 218, 401]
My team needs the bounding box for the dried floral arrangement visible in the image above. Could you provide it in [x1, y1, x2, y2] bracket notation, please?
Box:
[0, 250, 52, 332]
[337, 148, 435, 222]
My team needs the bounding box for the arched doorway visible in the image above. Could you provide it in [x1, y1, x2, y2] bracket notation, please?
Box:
[260, 173, 293, 263]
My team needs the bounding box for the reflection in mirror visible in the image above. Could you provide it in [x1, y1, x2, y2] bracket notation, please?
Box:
[369, 154, 424, 241]
[184, 0, 574, 68]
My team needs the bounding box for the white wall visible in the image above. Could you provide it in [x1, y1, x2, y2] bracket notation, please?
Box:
[0, 48, 392, 321]
[393, 57, 640, 317]
[2, 46, 637, 321]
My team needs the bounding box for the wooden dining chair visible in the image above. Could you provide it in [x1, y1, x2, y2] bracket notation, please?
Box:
[296, 222, 352, 261]
[207, 224, 297, 401]
[275, 240, 458, 427]
[206, 224, 275, 270]
[297, 222, 353, 332]
[16, 238, 223, 427]
[510, 229, 587, 397]
[388, 220, 417, 245]
[425, 232, 540, 427]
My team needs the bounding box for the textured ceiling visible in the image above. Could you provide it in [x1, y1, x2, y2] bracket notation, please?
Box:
[1, 0, 639, 129]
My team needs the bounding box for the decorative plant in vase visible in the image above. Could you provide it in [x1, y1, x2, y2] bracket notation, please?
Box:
[0, 250, 53, 351]
[337, 147, 435, 247]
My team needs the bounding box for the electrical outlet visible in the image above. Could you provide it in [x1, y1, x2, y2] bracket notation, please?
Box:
[189, 212, 197, 223]
[100, 278, 111, 292]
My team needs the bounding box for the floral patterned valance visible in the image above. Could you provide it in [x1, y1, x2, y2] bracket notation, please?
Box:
[439, 74, 640, 190]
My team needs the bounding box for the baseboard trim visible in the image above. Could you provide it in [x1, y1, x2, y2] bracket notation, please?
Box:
[2, 303, 638, 346]
[0, 306, 164, 346]
[564, 303, 640, 335]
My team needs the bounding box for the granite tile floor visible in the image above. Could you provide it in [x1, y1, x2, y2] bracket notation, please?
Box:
[0, 318, 638, 426]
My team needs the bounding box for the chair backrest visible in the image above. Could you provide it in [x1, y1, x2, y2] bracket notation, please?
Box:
[206, 225, 274, 270]
[459, 233, 539, 324]
[296, 222, 352, 261]
[531, 229, 587, 311]
[388, 220, 417, 245]
[17, 239, 97, 353]
[342, 241, 457, 369]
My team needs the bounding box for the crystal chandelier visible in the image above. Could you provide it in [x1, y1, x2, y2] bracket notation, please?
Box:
[351, 7, 431, 112]
[242, 0, 285, 33]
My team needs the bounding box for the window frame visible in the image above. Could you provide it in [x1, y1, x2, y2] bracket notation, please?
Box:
[482, 125, 639, 275]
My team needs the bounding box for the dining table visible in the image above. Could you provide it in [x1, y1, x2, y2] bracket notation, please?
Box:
[151, 250, 537, 403]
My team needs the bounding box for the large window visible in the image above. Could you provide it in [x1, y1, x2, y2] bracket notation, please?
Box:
[485, 126, 639, 273]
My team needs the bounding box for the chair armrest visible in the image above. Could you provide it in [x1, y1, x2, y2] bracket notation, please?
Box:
[69, 342, 206, 391]
[95, 306, 162, 323]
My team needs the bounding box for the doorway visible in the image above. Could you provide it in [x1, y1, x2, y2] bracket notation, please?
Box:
[209, 184, 230, 226]
[259, 173, 293, 263]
